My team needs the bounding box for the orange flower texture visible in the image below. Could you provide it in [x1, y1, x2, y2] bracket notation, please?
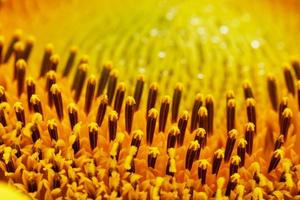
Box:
[1, 0, 300, 199]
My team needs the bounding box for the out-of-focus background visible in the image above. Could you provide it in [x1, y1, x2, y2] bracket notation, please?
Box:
[0, 0, 299, 105]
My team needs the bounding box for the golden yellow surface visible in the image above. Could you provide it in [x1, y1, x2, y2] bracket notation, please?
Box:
[0, 182, 30, 199]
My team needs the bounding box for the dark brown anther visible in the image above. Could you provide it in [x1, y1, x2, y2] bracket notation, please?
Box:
[274, 135, 284, 151]
[15, 123, 22, 137]
[30, 95, 44, 118]
[177, 111, 189, 146]
[167, 126, 179, 150]
[0, 36, 4, 65]
[95, 95, 108, 127]
[237, 139, 247, 167]
[71, 55, 89, 90]
[53, 174, 61, 189]
[37, 151, 44, 162]
[171, 83, 183, 123]
[36, 149, 44, 160]
[4, 30, 22, 63]
[267, 75, 278, 111]
[279, 171, 287, 183]
[84, 75, 97, 115]
[50, 158, 59, 172]
[0, 103, 8, 126]
[0, 111, 6, 126]
[133, 75, 145, 110]
[146, 83, 158, 116]
[128, 161, 136, 174]
[146, 108, 158, 145]
[280, 108, 292, 141]
[13, 42, 24, 80]
[108, 111, 118, 141]
[13, 41, 23, 58]
[0, 86, 7, 103]
[45, 70, 57, 107]
[194, 128, 207, 149]
[243, 81, 254, 99]
[284, 66, 295, 95]
[224, 129, 237, 162]
[225, 173, 240, 197]
[131, 130, 143, 149]
[16, 59, 26, 97]
[198, 159, 209, 185]
[113, 83, 126, 115]
[96, 62, 112, 97]
[39, 43, 54, 77]
[38, 148, 44, 160]
[67, 103, 78, 130]
[72, 137, 80, 155]
[268, 148, 284, 173]
[106, 70, 118, 105]
[125, 96, 136, 134]
[31, 123, 41, 143]
[246, 98, 256, 133]
[49, 54, 59, 72]
[50, 84, 64, 121]
[148, 147, 159, 168]
[190, 93, 203, 132]
[292, 60, 300, 79]
[227, 99, 235, 132]
[13, 102, 25, 127]
[71, 123, 81, 154]
[229, 155, 241, 176]
[28, 179, 37, 193]
[47, 119, 58, 141]
[73, 64, 88, 102]
[158, 96, 170, 133]
[205, 95, 214, 136]
[12, 144, 22, 158]
[212, 149, 224, 175]
[185, 140, 200, 170]
[62, 46, 78, 77]
[6, 159, 15, 173]
[278, 97, 288, 127]
[23, 36, 34, 61]
[198, 106, 208, 132]
[26, 78, 35, 111]
[297, 81, 300, 111]
[88, 122, 99, 150]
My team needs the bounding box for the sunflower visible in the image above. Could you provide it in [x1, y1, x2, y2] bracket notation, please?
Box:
[0, 0, 300, 199]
